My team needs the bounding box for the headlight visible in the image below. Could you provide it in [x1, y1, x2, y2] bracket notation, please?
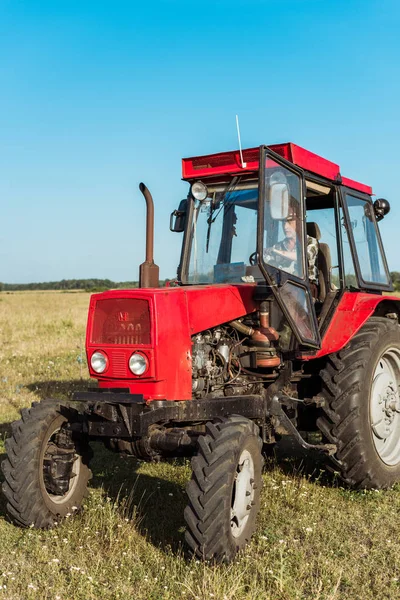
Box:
[91, 351, 108, 374]
[190, 181, 208, 201]
[129, 353, 148, 376]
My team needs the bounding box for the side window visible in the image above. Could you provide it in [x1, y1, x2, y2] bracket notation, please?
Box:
[339, 206, 357, 287]
[307, 206, 340, 288]
[344, 194, 390, 285]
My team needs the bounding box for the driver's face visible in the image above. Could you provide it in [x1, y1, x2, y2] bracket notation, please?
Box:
[283, 214, 297, 239]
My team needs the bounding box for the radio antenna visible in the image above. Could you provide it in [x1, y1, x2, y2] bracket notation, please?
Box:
[235, 114, 247, 168]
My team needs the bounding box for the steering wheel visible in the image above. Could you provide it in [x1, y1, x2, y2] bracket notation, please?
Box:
[249, 252, 259, 266]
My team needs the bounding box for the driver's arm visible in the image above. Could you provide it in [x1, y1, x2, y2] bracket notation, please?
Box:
[271, 247, 297, 261]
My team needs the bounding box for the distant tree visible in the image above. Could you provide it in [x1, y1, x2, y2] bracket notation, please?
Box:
[390, 272, 400, 291]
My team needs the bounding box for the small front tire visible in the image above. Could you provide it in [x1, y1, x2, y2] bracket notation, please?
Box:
[2, 401, 92, 528]
[184, 415, 263, 563]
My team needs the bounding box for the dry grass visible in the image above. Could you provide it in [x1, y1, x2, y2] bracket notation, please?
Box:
[0, 291, 399, 599]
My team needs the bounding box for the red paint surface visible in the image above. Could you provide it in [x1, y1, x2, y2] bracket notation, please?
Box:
[86, 285, 257, 401]
[341, 176, 373, 196]
[301, 292, 400, 360]
[182, 143, 373, 195]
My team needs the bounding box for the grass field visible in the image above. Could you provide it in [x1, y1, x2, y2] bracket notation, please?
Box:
[0, 291, 399, 599]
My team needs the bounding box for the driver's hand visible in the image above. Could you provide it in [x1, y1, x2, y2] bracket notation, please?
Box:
[272, 248, 297, 261]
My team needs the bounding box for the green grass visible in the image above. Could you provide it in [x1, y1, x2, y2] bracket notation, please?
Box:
[0, 291, 400, 599]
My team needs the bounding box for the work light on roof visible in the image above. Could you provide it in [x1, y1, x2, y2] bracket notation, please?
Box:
[191, 181, 208, 201]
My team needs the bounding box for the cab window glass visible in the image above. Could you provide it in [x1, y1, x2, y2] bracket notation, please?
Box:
[307, 205, 340, 288]
[345, 195, 389, 285]
[188, 182, 259, 284]
[263, 159, 304, 279]
[339, 206, 357, 287]
[280, 282, 315, 341]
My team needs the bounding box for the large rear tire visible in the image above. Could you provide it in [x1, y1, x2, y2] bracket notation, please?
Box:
[318, 317, 400, 488]
[2, 401, 92, 527]
[184, 415, 263, 563]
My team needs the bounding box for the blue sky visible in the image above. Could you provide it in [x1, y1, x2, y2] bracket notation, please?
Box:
[1, 0, 400, 283]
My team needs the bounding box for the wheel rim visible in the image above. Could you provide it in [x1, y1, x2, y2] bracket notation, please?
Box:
[42, 425, 82, 505]
[230, 449, 255, 538]
[370, 347, 400, 466]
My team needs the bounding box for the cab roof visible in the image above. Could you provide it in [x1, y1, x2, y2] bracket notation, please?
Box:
[182, 143, 372, 196]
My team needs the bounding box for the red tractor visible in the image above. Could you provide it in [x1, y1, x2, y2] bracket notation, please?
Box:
[3, 144, 399, 563]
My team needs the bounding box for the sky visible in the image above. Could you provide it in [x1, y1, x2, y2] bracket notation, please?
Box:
[1, 0, 400, 283]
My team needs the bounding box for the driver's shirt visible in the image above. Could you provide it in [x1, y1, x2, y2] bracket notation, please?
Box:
[264, 236, 318, 282]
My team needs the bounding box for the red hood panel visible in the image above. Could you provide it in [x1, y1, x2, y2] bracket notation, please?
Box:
[87, 284, 257, 401]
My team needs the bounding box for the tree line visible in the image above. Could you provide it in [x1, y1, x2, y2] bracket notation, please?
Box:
[0, 278, 174, 292]
[1, 274, 400, 292]
[390, 272, 400, 292]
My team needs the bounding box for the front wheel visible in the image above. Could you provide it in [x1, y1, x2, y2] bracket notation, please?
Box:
[2, 401, 92, 528]
[318, 317, 400, 488]
[184, 415, 263, 563]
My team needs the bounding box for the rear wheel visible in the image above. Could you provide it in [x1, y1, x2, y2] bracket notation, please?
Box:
[318, 317, 400, 488]
[2, 401, 92, 527]
[184, 415, 263, 563]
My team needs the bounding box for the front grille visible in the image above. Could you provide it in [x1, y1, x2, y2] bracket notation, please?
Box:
[109, 350, 128, 377]
[91, 298, 151, 345]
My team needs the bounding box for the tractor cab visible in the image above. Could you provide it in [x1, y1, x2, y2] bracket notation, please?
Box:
[173, 144, 392, 349]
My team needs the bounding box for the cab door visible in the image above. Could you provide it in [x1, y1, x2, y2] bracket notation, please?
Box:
[257, 146, 321, 348]
[339, 187, 392, 291]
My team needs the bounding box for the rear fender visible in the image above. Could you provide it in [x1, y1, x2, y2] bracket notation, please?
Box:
[301, 292, 400, 360]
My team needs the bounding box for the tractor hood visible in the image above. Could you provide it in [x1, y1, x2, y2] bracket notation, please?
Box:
[86, 284, 257, 401]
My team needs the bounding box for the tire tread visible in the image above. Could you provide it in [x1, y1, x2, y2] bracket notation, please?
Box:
[318, 317, 400, 488]
[184, 415, 262, 562]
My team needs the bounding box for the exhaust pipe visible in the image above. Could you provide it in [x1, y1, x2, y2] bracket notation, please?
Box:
[139, 183, 159, 288]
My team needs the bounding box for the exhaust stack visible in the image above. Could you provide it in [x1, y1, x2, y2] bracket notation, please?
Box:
[139, 183, 159, 288]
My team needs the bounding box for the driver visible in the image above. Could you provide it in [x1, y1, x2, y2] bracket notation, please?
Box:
[264, 201, 319, 299]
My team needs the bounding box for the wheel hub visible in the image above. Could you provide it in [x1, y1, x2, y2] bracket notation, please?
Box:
[43, 426, 80, 501]
[230, 450, 255, 538]
[370, 350, 400, 465]
[372, 374, 399, 439]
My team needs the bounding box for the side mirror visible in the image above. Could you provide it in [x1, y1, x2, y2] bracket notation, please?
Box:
[170, 199, 188, 232]
[374, 198, 390, 222]
[269, 182, 289, 220]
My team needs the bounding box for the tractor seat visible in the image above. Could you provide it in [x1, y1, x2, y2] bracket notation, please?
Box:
[306, 222, 332, 302]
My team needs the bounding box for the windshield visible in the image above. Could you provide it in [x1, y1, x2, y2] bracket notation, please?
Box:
[187, 178, 259, 284]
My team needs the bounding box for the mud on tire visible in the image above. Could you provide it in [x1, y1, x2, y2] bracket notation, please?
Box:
[318, 317, 400, 489]
[184, 415, 263, 563]
[2, 400, 92, 528]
